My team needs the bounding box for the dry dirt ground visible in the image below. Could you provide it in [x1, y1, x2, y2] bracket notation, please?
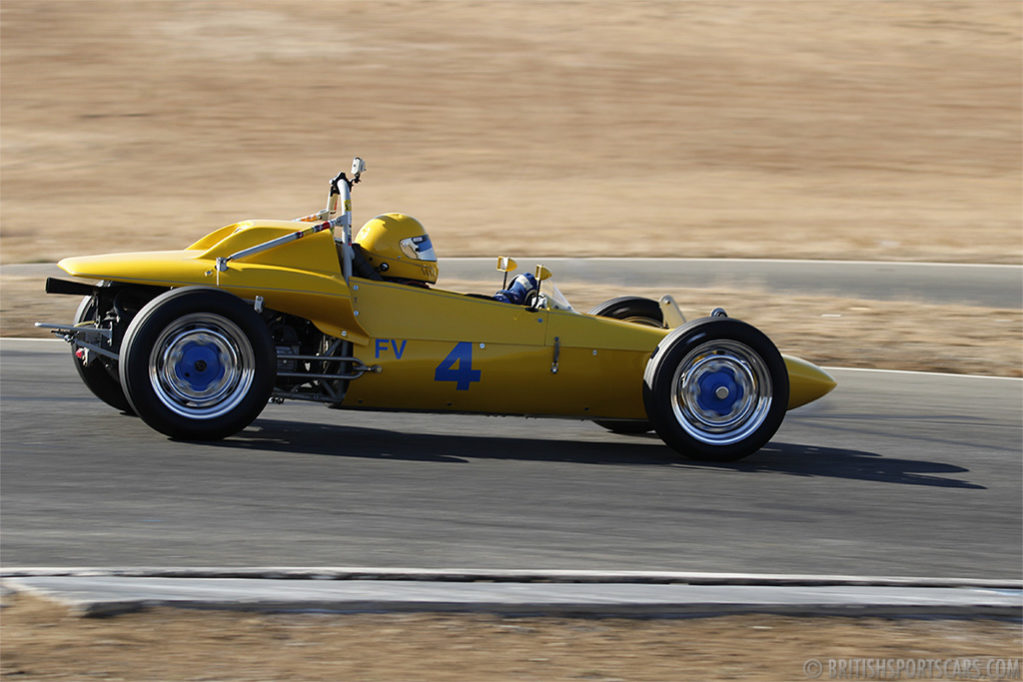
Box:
[1, 593, 1020, 682]
[1, 1, 1020, 265]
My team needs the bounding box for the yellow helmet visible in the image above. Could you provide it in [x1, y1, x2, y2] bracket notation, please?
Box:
[354, 213, 438, 284]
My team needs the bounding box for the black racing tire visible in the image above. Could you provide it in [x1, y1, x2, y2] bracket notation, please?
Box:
[588, 296, 665, 328]
[589, 296, 665, 435]
[72, 294, 134, 414]
[119, 287, 276, 440]
[643, 317, 788, 462]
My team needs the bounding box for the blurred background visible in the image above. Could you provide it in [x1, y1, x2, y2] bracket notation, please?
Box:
[2, 0, 1019, 265]
[3, 5, 1020, 675]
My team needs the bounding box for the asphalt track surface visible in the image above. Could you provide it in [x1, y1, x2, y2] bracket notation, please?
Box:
[442, 258, 1023, 309]
[2, 339, 1020, 579]
[4, 259, 1021, 308]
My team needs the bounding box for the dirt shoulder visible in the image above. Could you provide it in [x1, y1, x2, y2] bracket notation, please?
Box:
[1, 593, 1019, 682]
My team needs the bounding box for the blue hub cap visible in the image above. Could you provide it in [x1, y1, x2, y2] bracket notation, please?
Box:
[149, 313, 256, 420]
[670, 339, 774, 446]
[174, 341, 227, 392]
[695, 366, 744, 416]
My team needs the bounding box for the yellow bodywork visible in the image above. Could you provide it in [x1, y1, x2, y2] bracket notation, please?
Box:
[61, 221, 365, 343]
[58, 220, 836, 419]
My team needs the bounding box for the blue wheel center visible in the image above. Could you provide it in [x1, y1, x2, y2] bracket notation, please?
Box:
[174, 341, 225, 391]
[696, 367, 743, 416]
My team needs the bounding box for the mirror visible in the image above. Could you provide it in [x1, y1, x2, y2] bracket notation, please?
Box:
[351, 157, 366, 178]
[528, 264, 554, 311]
[497, 256, 517, 288]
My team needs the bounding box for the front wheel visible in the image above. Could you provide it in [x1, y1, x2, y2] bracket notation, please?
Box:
[119, 287, 275, 440]
[643, 317, 788, 461]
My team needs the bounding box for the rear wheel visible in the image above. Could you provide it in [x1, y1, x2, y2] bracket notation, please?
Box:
[589, 297, 664, 435]
[71, 294, 134, 413]
[119, 287, 275, 440]
[643, 317, 788, 461]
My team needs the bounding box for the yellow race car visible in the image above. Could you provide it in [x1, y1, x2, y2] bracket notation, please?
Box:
[39, 158, 835, 461]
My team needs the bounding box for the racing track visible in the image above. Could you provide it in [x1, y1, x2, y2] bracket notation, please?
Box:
[1, 339, 1019, 578]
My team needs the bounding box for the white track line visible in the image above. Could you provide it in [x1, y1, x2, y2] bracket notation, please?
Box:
[825, 366, 1022, 381]
[452, 257, 1023, 269]
[2, 337, 64, 343]
[7, 258, 1022, 268]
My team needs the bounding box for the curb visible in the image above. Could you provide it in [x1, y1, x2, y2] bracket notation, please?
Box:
[3, 570, 1020, 619]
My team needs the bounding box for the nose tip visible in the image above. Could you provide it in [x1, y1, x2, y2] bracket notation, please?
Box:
[783, 355, 837, 409]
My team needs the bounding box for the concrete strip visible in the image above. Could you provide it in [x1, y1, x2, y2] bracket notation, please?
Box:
[3, 567, 1021, 589]
[4, 576, 1019, 619]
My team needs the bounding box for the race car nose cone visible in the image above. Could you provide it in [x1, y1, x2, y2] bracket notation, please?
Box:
[784, 356, 838, 409]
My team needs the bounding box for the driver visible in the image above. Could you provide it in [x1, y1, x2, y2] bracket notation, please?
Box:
[493, 273, 538, 305]
[351, 213, 438, 287]
[350, 214, 537, 305]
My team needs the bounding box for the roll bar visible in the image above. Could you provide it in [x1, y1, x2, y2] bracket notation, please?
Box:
[210, 157, 366, 286]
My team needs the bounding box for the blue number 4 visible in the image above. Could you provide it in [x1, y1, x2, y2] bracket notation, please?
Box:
[434, 342, 481, 390]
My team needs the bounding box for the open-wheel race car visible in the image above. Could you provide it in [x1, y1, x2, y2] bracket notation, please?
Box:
[38, 158, 836, 461]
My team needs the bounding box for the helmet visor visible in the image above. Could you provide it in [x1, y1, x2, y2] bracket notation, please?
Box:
[399, 235, 436, 262]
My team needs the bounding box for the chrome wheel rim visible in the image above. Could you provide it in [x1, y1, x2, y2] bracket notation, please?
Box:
[149, 313, 254, 420]
[670, 339, 773, 446]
